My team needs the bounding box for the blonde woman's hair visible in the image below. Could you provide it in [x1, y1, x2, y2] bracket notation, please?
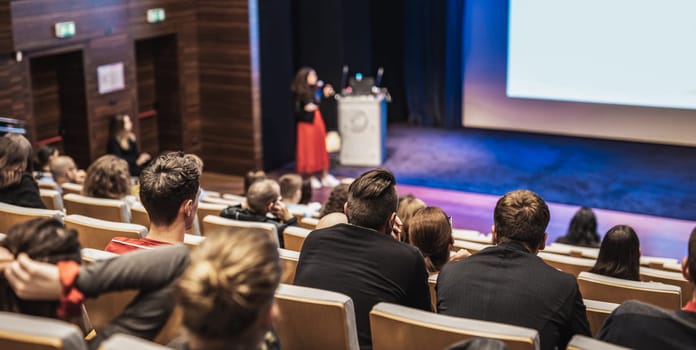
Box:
[0, 134, 33, 188]
[177, 229, 281, 345]
[82, 155, 131, 199]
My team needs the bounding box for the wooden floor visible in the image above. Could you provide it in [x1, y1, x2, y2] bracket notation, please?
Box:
[202, 172, 695, 260]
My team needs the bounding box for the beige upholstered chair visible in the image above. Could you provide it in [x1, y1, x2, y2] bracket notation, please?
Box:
[222, 193, 246, 202]
[38, 180, 59, 190]
[451, 229, 492, 244]
[183, 234, 205, 249]
[428, 273, 438, 312]
[369, 302, 539, 350]
[542, 243, 598, 259]
[63, 193, 130, 223]
[283, 226, 312, 252]
[81, 248, 119, 264]
[100, 333, 170, 350]
[0, 201, 64, 232]
[537, 252, 595, 277]
[640, 256, 680, 269]
[275, 284, 359, 350]
[577, 271, 681, 310]
[452, 240, 491, 254]
[64, 215, 147, 250]
[279, 248, 300, 284]
[0, 312, 87, 350]
[201, 215, 278, 246]
[299, 217, 319, 230]
[583, 299, 619, 336]
[195, 202, 227, 235]
[566, 335, 630, 350]
[130, 202, 150, 228]
[640, 267, 693, 306]
[39, 189, 64, 211]
[201, 196, 240, 206]
[60, 182, 84, 196]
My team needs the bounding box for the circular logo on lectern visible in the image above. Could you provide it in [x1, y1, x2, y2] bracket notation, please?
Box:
[350, 111, 369, 133]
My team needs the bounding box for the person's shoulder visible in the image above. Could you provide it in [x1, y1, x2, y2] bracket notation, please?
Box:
[613, 300, 674, 318]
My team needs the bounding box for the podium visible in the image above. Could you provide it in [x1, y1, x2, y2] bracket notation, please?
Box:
[337, 95, 387, 166]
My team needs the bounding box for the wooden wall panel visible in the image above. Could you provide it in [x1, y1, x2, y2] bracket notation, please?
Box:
[0, 2, 12, 53]
[0, 57, 28, 132]
[197, 0, 262, 174]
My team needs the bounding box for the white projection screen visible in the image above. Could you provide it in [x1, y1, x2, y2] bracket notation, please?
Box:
[463, 0, 696, 146]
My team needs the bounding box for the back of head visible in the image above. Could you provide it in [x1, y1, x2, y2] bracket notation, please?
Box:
[564, 207, 599, 246]
[35, 145, 57, 171]
[279, 174, 302, 204]
[177, 229, 280, 346]
[244, 170, 267, 196]
[0, 218, 81, 318]
[246, 179, 280, 214]
[140, 152, 201, 226]
[50, 156, 77, 183]
[493, 190, 550, 249]
[346, 168, 398, 230]
[409, 206, 452, 274]
[397, 194, 426, 243]
[0, 133, 33, 188]
[320, 183, 349, 217]
[83, 155, 131, 199]
[590, 225, 641, 281]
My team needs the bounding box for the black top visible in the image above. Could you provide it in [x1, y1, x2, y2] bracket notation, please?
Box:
[219, 204, 298, 248]
[437, 242, 590, 350]
[293, 90, 319, 123]
[0, 173, 45, 209]
[597, 300, 696, 349]
[107, 138, 143, 177]
[294, 223, 431, 349]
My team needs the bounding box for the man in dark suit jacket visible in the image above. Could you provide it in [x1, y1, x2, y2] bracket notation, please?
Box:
[294, 168, 431, 350]
[437, 190, 590, 350]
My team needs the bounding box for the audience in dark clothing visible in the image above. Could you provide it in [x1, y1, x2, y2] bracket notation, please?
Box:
[0, 134, 45, 209]
[555, 207, 601, 247]
[588, 225, 641, 281]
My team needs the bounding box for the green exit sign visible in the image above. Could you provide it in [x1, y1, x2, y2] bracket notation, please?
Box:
[147, 8, 166, 23]
[54, 21, 76, 38]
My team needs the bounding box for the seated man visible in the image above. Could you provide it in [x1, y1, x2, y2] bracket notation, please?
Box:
[279, 173, 320, 218]
[104, 152, 200, 254]
[596, 227, 696, 348]
[220, 178, 297, 247]
[436, 190, 590, 350]
[49, 156, 85, 190]
[294, 168, 430, 349]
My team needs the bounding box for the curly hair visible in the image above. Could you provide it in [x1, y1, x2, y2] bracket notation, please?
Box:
[82, 155, 131, 199]
[177, 229, 280, 346]
[319, 183, 349, 218]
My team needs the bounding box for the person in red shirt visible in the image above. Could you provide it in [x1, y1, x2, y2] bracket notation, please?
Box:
[105, 152, 201, 254]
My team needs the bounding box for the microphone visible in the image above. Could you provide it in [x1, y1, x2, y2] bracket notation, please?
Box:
[375, 67, 384, 87]
[316, 80, 324, 88]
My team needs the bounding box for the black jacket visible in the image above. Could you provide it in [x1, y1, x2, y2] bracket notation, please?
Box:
[219, 204, 297, 248]
[0, 173, 45, 209]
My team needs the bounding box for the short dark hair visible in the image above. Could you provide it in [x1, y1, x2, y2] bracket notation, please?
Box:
[244, 170, 267, 196]
[140, 152, 200, 226]
[493, 190, 549, 248]
[278, 174, 302, 202]
[246, 179, 280, 214]
[688, 227, 696, 284]
[589, 225, 640, 281]
[346, 168, 398, 230]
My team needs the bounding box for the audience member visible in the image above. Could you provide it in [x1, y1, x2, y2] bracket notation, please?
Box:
[319, 183, 349, 217]
[82, 155, 134, 205]
[280, 173, 320, 217]
[105, 152, 201, 254]
[588, 225, 641, 281]
[437, 190, 590, 350]
[294, 168, 430, 349]
[555, 207, 601, 247]
[171, 229, 280, 350]
[0, 218, 189, 349]
[397, 194, 426, 243]
[0, 133, 45, 208]
[409, 206, 470, 274]
[243, 170, 267, 196]
[184, 153, 209, 202]
[220, 178, 298, 247]
[34, 145, 59, 174]
[107, 113, 151, 176]
[315, 212, 348, 230]
[299, 177, 313, 204]
[50, 156, 85, 189]
[597, 227, 696, 348]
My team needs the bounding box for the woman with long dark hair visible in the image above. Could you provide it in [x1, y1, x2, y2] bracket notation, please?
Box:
[589, 225, 641, 281]
[106, 113, 151, 176]
[291, 67, 338, 189]
[556, 207, 601, 247]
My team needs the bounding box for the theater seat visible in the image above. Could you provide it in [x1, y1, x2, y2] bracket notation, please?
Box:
[201, 215, 278, 246]
[39, 188, 64, 211]
[537, 252, 595, 277]
[0, 201, 64, 232]
[299, 217, 319, 230]
[100, 333, 169, 350]
[283, 226, 312, 252]
[63, 193, 130, 223]
[64, 215, 147, 250]
[130, 202, 150, 228]
[583, 299, 619, 336]
[369, 302, 539, 350]
[452, 240, 491, 254]
[275, 284, 359, 350]
[0, 311, 87, 350]
[195, 202, 227, 235]
[577, 271, 681, 310]
[451, 229, 492, 244]
[640, 267, 694, 307]
[566, 335, 629, 350]
[60, 182, 84, 196]
[428, 274, 438, 312]
[279, 248, 300, 284]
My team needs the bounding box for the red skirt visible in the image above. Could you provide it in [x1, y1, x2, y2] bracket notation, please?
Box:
[296, 110, 329, 174]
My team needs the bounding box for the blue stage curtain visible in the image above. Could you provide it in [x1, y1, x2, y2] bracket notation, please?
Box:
[404, 0, 464, 128]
